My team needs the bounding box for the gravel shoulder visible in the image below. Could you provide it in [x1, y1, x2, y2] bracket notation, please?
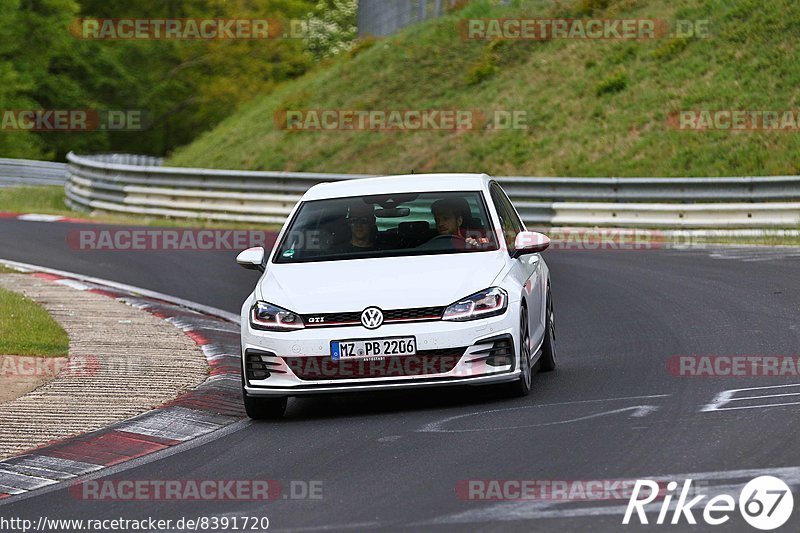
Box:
[0, 273, 209, 459]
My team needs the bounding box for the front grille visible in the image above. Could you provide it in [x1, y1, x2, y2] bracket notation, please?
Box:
[302, 306, 445, 327]
[282, 347, 466, 380]
[384, 307, 444, 321]
[304, 311, 361, 325]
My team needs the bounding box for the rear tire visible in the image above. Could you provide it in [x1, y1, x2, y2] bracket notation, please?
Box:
[506, 305, 532, 397]
[243, 394, 287, 420]
[539, 291, 557, 372]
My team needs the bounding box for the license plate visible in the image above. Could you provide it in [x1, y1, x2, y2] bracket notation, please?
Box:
[331, 336, 417, 361]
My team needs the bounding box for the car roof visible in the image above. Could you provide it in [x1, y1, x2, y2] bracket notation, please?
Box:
[301, 173, 493, 201]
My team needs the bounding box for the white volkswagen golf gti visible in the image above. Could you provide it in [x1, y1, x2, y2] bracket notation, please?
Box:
[237, 174, 556, 418]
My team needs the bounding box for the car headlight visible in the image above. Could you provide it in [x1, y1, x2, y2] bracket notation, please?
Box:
[442, 287, 508, 321]
[250, 301, 304, 331]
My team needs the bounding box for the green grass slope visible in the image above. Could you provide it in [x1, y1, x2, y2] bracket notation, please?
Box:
[168, 0, 800, 177]
[0, 286, 69, 357]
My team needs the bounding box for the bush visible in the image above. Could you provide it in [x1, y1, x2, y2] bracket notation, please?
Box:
[595, 70, 628, 96]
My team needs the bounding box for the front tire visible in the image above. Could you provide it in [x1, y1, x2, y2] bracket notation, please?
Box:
[241, 357, 287, 419]
[243, 394, 287, 420]
[506, 305, 532, 397]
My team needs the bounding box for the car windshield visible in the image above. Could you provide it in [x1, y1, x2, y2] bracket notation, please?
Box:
[273, 191, 499, 263]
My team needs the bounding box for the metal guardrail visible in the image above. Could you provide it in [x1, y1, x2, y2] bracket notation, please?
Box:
[65, 153, 362, 224]
[81, 154, 164, 167]
[63, 152, 800, 228]
[0, 158, 67, 187]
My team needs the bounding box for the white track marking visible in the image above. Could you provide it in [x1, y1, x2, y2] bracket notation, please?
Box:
[0, 468, 59, 491]
[115, 407, 238, 442]
[53, 278, 91, 291]
[706, 400, 800, 412]
[0, 455, 102, 478]
[703, 383, 800, 412]
[16, 214, 65, 222]
[734, 392, 800, 401]
[418, 395, 667, 433]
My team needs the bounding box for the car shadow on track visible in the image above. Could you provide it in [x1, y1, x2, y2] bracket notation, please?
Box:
[269, 369, 562, 422]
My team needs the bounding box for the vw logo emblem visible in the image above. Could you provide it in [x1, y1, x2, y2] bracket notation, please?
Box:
[361, 307, 384, 329]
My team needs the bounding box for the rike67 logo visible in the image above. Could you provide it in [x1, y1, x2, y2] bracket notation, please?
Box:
[623, 476, 793, 530]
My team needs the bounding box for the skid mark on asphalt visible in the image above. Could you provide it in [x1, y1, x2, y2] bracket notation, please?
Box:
[417, 394, 668, 433]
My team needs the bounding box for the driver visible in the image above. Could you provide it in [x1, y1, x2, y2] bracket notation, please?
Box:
[430, 198, 479, 246]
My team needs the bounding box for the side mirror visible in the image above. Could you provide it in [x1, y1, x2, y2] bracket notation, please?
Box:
[512, 231, 550, 258]
[237, 247, 266, 272]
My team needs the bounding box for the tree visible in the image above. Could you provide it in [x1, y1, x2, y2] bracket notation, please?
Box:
[1, 0, 320, 159]
[305, 0, 358, 59]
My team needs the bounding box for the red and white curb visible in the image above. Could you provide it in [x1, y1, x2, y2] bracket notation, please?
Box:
[0, 212, 95, 224]
[0, 260, 244, 499]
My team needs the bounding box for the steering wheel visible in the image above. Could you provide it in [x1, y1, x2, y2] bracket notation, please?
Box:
[427, 233, 466, 243]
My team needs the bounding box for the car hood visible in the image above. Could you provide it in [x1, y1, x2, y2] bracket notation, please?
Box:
[257, 252, 507, 313]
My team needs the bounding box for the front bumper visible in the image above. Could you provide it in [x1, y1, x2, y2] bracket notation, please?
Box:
[241, 309, 520, 397]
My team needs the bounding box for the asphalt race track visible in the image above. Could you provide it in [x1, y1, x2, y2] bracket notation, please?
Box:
[2, 218, 800, 531]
